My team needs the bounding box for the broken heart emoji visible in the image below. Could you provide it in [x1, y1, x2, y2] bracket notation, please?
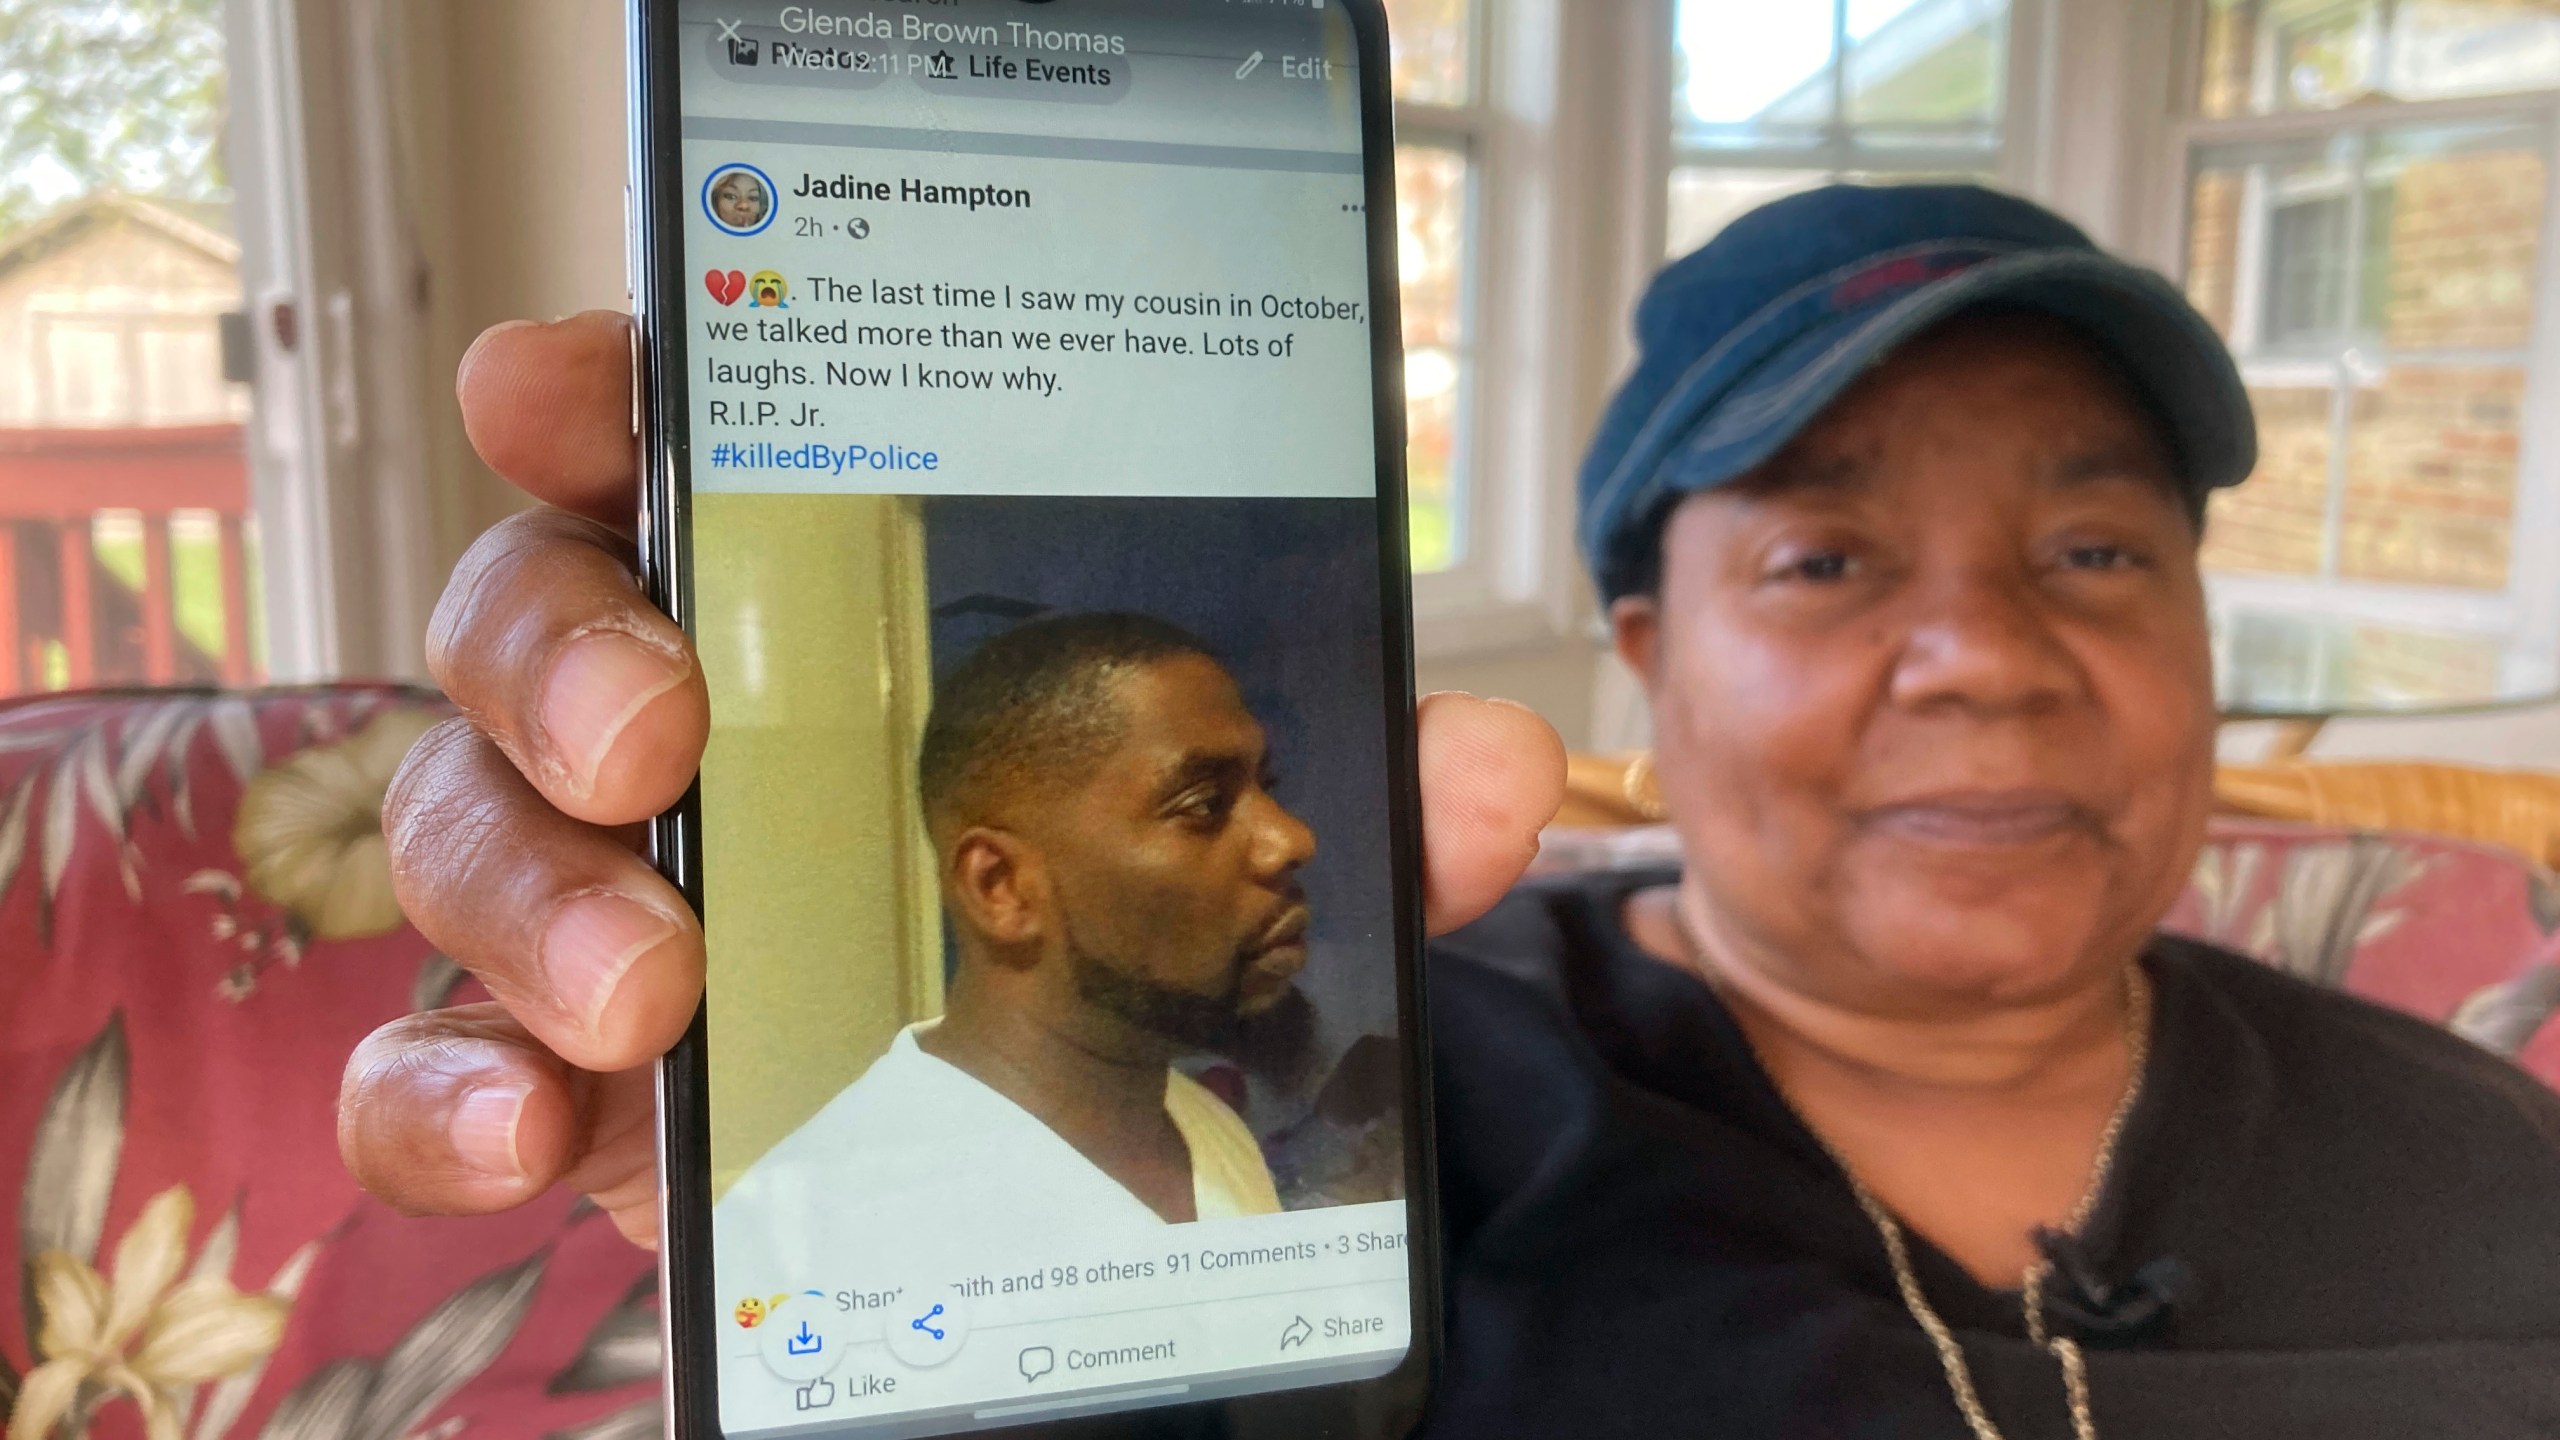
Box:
[705, 269, 747, 306]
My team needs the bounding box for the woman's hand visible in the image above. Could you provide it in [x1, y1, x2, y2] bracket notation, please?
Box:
[339, 311, 1569, 1248]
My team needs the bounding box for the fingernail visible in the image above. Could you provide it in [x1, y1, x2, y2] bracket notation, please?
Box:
[542, 632, 689, 795]
[451, 1084, 531, 1180]
[544, 892, 680, 1040]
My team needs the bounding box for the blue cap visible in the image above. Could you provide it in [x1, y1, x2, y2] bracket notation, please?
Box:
[1577, 184, 2258, 602]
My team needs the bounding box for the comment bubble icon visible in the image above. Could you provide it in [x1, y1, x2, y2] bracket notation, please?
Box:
[1019, 1346, 1056, 1384]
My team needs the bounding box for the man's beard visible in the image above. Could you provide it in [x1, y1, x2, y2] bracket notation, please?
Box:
[1072, 946, 1244, 1050]
[1068, 942, 1318, 1081]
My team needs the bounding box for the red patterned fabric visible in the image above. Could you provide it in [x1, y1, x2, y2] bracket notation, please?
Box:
[0, 688, 656, 1440]
[2162, 817, 2560, 1091]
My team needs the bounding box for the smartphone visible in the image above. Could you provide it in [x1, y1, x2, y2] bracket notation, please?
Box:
[625, 2, 1432, 1437]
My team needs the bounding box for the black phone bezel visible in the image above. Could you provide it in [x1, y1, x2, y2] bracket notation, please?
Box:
[626, 3, 1439, 1437]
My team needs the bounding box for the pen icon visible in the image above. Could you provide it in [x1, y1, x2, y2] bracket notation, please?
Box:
[1236, 51, 1265, 80]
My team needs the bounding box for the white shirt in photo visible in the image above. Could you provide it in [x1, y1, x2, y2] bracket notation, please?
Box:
[714, 1022, 1281, 1288]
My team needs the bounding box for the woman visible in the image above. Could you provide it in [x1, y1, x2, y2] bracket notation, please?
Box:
[348, 186, 2560, 1436]
[710, 169, 771, 231]
[1427, 186, 2560, 1437]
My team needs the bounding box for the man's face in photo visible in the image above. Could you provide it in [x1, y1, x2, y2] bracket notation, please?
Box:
[1033, 654, 1318, 1051]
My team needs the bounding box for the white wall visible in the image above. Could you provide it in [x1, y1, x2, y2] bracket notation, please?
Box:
[402, 0, 630, 541]
[1422, 641, 1614, 751]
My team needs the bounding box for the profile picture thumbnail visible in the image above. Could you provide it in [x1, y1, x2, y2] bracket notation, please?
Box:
[703, 163, 776, 237]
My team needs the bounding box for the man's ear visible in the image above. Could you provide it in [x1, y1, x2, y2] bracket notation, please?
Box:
[1611, 594, 1665, 694]
[947, 827, 1045, 960]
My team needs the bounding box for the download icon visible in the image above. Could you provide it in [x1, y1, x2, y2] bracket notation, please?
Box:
[758, 1293, 843, 1383]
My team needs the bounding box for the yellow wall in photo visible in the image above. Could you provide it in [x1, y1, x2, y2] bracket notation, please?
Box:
[696, 492, 943, 1200]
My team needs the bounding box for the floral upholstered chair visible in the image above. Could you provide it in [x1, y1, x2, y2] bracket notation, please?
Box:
[0, 687, 657, 1440]
[2166, 819, 2560, 1090]
[1533, 815, 2560, 1094]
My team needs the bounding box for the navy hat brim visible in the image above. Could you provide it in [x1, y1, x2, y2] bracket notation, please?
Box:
[1589, 252, 2259, 600]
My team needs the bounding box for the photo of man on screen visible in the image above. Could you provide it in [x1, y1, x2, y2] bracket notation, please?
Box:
[717, 612, 1321, 1236]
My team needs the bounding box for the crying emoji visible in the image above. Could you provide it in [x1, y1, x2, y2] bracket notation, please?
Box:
[735, 1294, 789, 1329]
[748, 270, 789, 309]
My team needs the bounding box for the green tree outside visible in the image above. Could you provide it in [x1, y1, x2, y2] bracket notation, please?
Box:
[0, 0, 230, 235]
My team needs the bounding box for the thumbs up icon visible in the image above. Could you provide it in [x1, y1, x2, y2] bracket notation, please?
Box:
[794, 1379, 836, 1412]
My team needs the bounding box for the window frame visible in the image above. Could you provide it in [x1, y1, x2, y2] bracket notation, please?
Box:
[1395, 61, 1491, 599]
[1403, 0, 1614, 655]
[1494, 0, 2560, 733]
[218, 0, 449, 686]
[1658, 0, 2058, 256]
[1409, 0, 2061, 674]
[1395, 0, 1740, 665]
[1666, 0, 2019, 187]
[2145, 2, 2560, 697]
[1647, 0, 2056, 329]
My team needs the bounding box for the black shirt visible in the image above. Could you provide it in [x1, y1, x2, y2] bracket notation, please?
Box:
[1423, 870, 2560, 1439]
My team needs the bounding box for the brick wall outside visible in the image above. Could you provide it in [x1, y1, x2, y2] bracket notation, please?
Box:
[2204, 385, 2329, 577]
[2199, 2, 2254, 119]
[2188, 169, 2244, 337]
[2382, 149, 2540, 352]
[2342, 365, 2525, 587]
[2201, 145, 2544, 594]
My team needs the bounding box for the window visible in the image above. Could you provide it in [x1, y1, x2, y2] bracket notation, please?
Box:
[1385, 0, 1483, 575]
[0, 0, 264, 696]
[0, 0, 448, 699]
[2183, 0, 2560, 710]
[1667, 0, 2015, 255]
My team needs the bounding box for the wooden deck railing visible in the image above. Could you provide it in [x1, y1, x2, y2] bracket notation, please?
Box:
[0, 424, 256, 695]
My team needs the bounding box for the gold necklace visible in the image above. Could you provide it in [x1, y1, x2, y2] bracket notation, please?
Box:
[1672, 902, 2153, 1440]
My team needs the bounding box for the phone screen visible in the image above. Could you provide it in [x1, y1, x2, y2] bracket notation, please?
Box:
[637, 1, 1423, 1435]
